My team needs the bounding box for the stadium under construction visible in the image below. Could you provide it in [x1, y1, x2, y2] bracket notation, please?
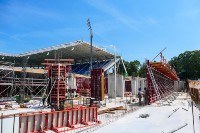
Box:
[0, 40, 197, 133]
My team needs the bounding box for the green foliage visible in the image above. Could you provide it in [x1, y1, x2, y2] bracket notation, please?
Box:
[118, 60, 146, 77]
[118, 60, 129, 75]
[127, 60, 140, 76]
[138, 63, 146, 78]
[169, 50, 200, 80]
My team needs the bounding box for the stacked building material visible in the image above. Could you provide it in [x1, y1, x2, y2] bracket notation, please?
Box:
[188, 80, 200, 108]
[91, 68, 105, 101]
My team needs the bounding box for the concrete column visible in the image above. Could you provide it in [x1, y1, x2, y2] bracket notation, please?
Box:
[116, 74, 124, 97]
[108, 74, 124, 98]
[108, 74, 115, 98]
[131, 78, 136, 95]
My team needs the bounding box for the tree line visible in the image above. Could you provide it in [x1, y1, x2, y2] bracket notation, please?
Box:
[169, 50, 200, 80]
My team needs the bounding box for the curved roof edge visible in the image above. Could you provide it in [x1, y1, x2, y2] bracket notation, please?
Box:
[0, 40, 115, 57]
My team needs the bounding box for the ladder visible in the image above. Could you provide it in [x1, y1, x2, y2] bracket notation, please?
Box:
[146, 64, 163, 105]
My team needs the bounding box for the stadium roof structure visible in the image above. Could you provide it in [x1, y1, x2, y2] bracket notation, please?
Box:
[0, 40, 119, 66]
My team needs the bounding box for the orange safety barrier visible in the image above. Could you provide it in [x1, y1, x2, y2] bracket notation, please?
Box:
[19, 106, 100, 133]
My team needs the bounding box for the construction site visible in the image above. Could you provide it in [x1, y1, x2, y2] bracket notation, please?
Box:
[1, 1, 200, 133]
[0, 40, 199, 133]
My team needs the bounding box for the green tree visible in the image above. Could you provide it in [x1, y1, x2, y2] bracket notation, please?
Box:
[169, 50, 200, 80]
[138, 63, 146, 78]
[127, 60, 141, 77]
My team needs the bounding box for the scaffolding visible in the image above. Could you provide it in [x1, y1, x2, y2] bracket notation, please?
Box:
[0, 61, 48, 102]
[0, 61, 14, 101]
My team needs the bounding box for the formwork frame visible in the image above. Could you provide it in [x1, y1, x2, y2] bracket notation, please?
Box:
[146, 60, 176, 104]
[42, 59, 74, 109]
[91, 68, 105, 101]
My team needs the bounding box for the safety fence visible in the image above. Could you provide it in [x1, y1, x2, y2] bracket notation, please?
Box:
[19, 106, 99, 133]
[0, 106, 99, 133]
[0, 103, 142, 133]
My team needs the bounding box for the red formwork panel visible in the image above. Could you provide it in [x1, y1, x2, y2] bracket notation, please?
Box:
[50, 64, 67, 106]
[125, 80, 131, 92]
[19, 106, 100, 133]
[90, 68, 104, 101]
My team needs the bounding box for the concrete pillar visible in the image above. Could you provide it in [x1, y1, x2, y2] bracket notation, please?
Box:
[108, 74, 115, 98]
[131, 77, 139, 95]
[116, 74, 124, 97]
[141, 79, 144, 91]
[68, 74, 77, 90]
[131, 77, 147, 95]
[108, 74, 124, 98]
[174, 81, 179, 91]
[131, 78, 136, 95]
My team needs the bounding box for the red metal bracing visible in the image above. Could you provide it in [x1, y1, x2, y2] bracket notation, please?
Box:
[91, 68, 105, 101]
[146, 60, 177, 104]
[19, 106, 100, 133]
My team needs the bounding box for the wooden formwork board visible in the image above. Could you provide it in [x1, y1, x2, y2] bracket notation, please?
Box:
[149, 62, 178, 80]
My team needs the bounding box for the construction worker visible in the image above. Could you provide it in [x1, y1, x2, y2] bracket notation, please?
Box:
[144, 87, 148, 105]
[42, 93, 47, 107]
[138, 88, 142, 106]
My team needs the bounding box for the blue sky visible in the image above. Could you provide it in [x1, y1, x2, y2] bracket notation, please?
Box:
[0, 0, 200, 63]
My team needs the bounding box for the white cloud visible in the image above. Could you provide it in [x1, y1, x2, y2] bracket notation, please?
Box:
[86, 0, 158, 32]
[86, 0, 139, 30]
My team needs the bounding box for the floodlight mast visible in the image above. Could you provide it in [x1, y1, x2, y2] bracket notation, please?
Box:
[87, 18, 93, 71]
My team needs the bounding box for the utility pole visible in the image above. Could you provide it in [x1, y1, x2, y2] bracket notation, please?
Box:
[87, 18, 93, 72]
[114, 46, 116, 104]
[104, 45, 117, 104]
